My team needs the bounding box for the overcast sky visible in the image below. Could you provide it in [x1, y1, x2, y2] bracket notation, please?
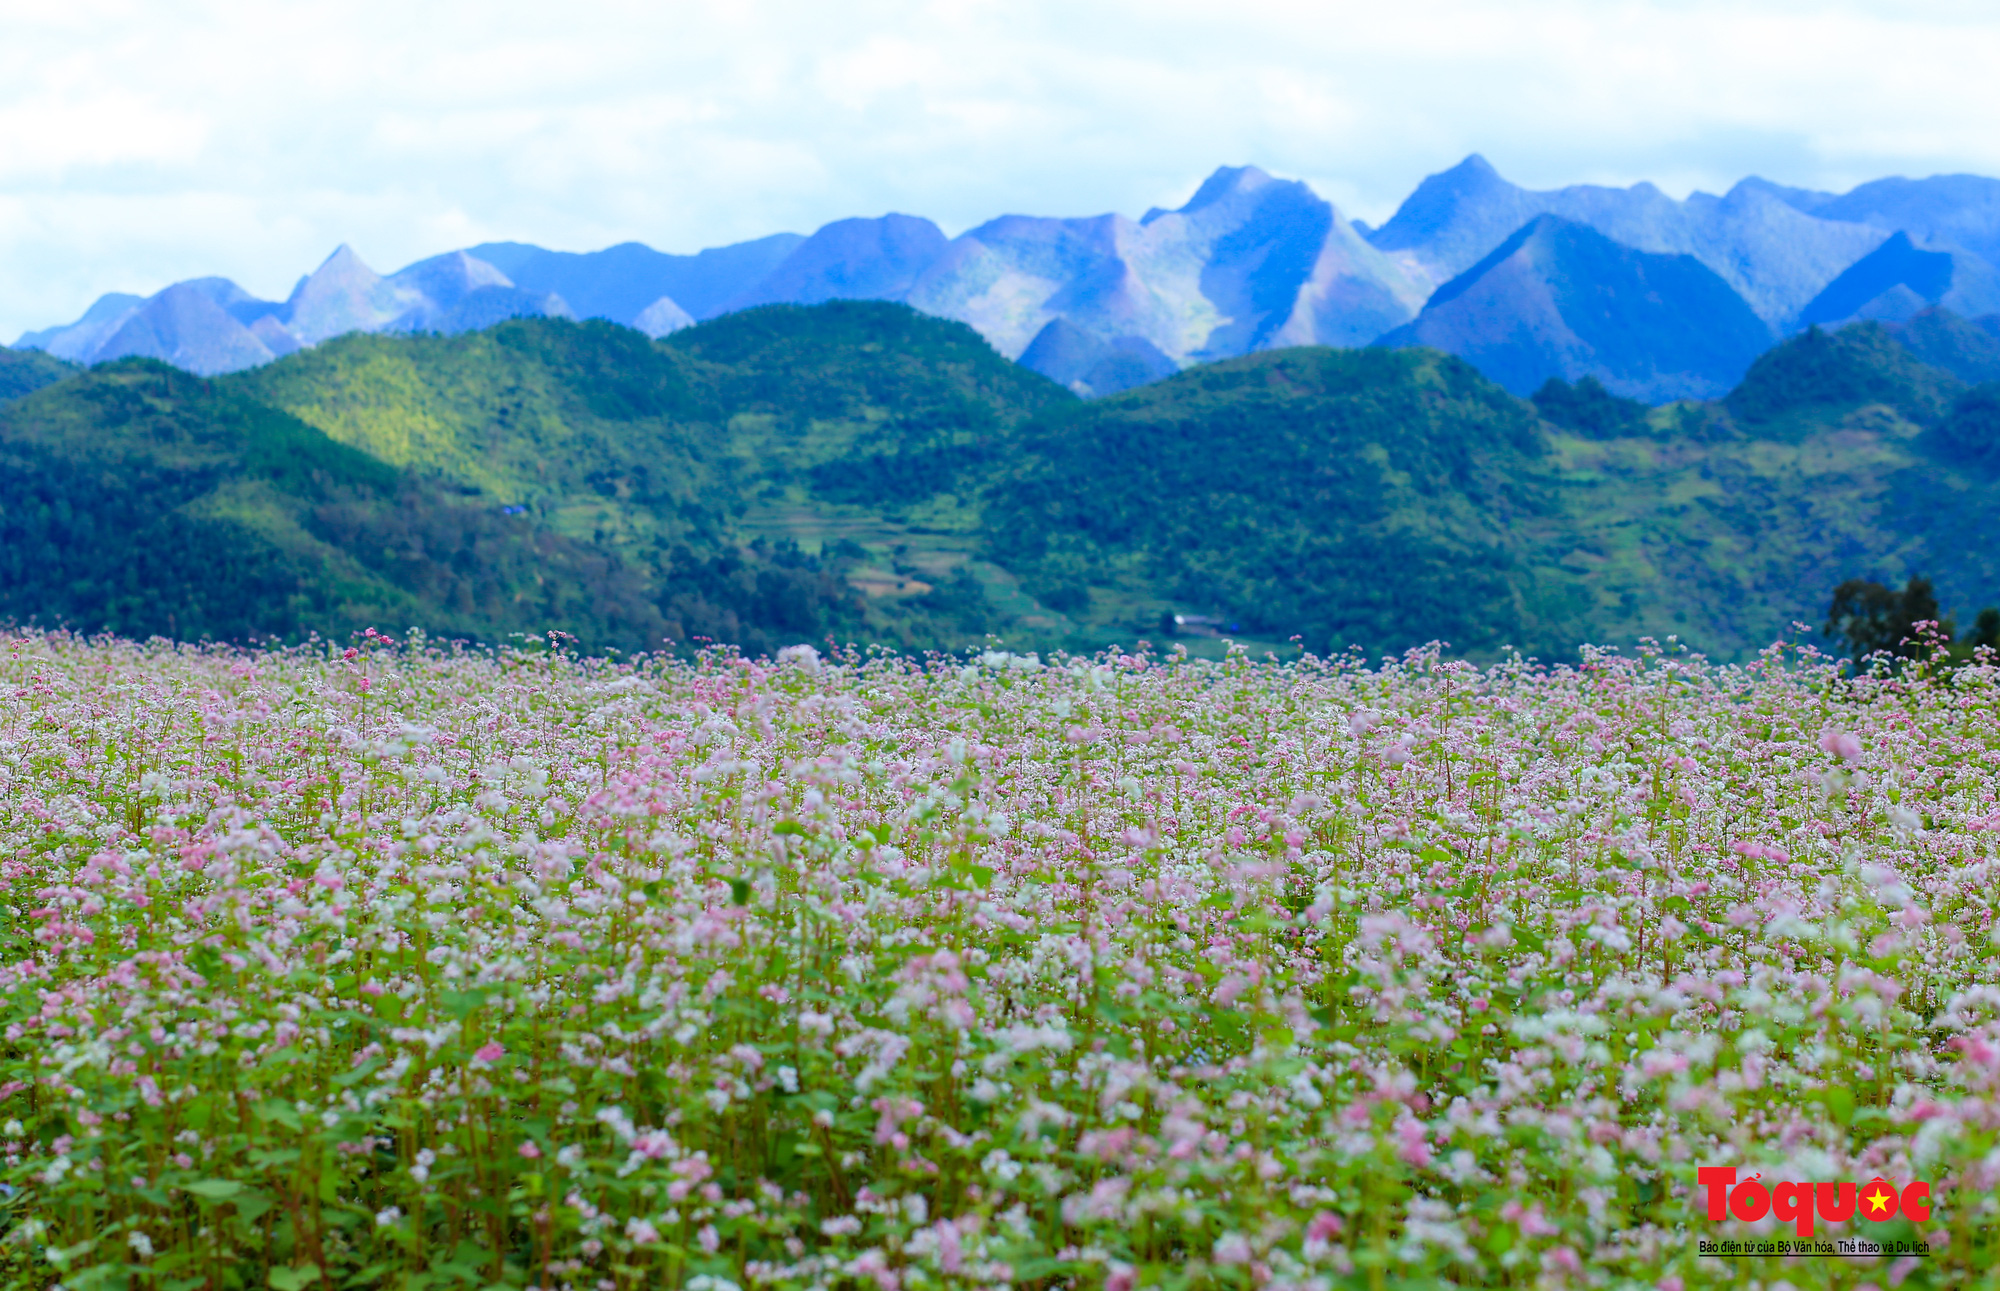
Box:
[5, 0, 2000, 339]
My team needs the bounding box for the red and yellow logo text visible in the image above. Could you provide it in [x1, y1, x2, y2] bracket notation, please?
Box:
[1698, 1167, 1934, 1237]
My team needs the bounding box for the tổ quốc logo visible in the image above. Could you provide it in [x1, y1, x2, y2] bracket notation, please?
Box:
[1696, 1168, 1936, 1259]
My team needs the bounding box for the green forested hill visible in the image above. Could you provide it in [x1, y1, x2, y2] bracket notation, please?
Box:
[0, 361, 672, 647]
[844, 324, 1995, 662]
[1488, 324, 1999, 658]
[976, 347, 1591, 659]
[0, 347, 76, 402]
[0, 307, 1074, 654]
[226, 305, 1074, 651]
[1, 304, 1995, 661]
[1726, 322, 1963, 430]
[919, 322, 1999, 661]
[231, 305, 1067, 552]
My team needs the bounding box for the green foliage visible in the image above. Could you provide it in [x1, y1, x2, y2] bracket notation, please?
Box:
[663, 302, 1068, 519]
[1930, 381, 2000, 471]
[230, 321, 723, 522]
[5, 305, 2000, 667]
[1889, 305, 2000, 384]
[0, 362, 675, 651]
[1823, 575, 1947, 662]
[1530, 374, 1648, 438]
[662, 300, 1068, 425]
[652, 537, 871, 654]
[0, 347, 76, 403]
[1821, 574, 2000, 672]
[1726, 322, 1963, 429]
[0, 444, 318, 641]
[980, 346, 1572, 658]
[904, 563, 1000, 635]
[0, 310, 1065, 657]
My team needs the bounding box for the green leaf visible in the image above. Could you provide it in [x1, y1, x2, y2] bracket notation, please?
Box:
[441, 989, 488, 1018]
[234, 1191, 276, 1224]
[253, 1099, 303, 1131]
[372, 992, 406, 1022]
[247, 1147, 302, 1170]
[332, 1057, 382, 1087]
[184, 1179, 246, 1201]
[773, 820, 805, 836]
[268, 1265, 321, 1291]
[729, 878, 752, 905]
[1011, 1256, 1078, 1281]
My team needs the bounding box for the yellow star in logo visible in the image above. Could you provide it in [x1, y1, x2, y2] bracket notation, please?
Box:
[1863, 1186, 1892, 1215]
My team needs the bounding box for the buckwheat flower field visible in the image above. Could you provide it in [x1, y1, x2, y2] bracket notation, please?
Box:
[2, 630, 1998, 1291]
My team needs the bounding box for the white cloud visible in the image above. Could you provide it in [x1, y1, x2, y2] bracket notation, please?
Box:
[2, 0, 1998, 338]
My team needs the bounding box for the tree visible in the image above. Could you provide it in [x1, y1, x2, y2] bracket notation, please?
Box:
[1934, 382, 2000, 471]
[1823, 575, 1950, 662]
[1531, 374, 1648, 438]
[1970, 606, 2000, 652]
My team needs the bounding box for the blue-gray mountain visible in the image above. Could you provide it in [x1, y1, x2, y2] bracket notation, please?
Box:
[1366, 155, 1888, 324]
[17, 157, 2000, 400]
[1375, 216, 1775, 401]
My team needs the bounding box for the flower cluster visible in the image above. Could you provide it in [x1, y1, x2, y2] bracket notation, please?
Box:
[0, 630, 1996, 1289]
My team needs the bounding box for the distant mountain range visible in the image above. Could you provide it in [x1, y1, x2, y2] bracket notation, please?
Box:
[19, 156, 2000, 401]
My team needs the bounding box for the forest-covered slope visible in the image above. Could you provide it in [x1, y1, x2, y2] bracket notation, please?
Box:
[1, 304, 1995, 661]
[0, 306, 1073, 653]
[0, 361, 674, 648]
[925, 330, 1999, 660]
[0, 347, 75, 402]
[976, 347, 1590, 659]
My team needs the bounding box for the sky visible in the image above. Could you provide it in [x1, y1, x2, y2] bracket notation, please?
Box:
[6, 0, 2000, 339]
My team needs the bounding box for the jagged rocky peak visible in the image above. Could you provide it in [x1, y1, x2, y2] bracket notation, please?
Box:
[728, 214, 950, 310]
[389, 250, 515, 304]
[87, 281, 282, 376]
[16, 293, 146, 360]
[21, 157, 2000, 394]
[1794, 230, 2000, 328]
[294, 244, 382, 294]
[633, 296, 695, 338]
[285, 244, 418, 345]
[1178, 164, 1280, 209]
[1369, 155, 1519, 248]
[1377, 214, 1774, 402]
